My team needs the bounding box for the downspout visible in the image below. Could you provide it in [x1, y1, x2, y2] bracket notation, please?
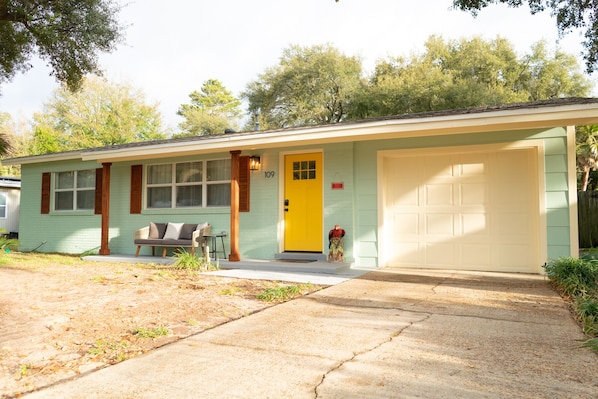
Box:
[229, 151, 241, 261]
[100, 162, 111, 255]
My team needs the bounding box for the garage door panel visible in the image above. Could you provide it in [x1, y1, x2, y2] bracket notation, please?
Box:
[460, 158, 486, 176]
[494, 244, 534, 270]
[460, 183, 487, 205]
[390, 243, 421, 265]
[462, 244, 491, 267]
[424, 242, 455, 267]
[461, 213, 488, 236]
[384, 157, 420, 206]
[382, 147, 540, 273]
[493, 212, 531, 238]
[425, 184, 453, 206]
[426, 213, 454, 235]
[392, 213, 419, 235]
[426, 157, 454, 178]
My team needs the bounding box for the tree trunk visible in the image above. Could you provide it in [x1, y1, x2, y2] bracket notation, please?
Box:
[581, 166, 590, 191]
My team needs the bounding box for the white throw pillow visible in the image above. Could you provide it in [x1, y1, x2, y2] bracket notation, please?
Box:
[163, 222, 184, 240]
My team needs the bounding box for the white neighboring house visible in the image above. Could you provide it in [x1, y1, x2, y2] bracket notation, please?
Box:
[0, 177, 20, 237]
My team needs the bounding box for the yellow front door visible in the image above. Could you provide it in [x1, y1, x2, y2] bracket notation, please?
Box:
[284, 153, 323, 252]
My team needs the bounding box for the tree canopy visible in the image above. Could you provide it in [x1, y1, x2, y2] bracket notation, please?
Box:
[242, 44, 363, 129]
[451, 0, 598, 74]
[176, 79, 242, 137]
[28, 76, 166, 155]
[0, 0, 123, 92]
[242, 38, 590, 125]
[0, 112, 13, 157]
[350, 36, 591, 119]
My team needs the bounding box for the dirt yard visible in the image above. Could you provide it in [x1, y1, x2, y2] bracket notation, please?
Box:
[0, 253, 324, 398]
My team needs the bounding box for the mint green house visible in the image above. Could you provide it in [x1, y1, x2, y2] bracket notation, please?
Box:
[7, 99, 598, 273]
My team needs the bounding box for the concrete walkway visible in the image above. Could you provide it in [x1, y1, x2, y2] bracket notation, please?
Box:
[23, 268, 598, 398]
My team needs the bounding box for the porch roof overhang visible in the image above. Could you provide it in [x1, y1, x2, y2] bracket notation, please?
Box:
[7, 98, 598, 165]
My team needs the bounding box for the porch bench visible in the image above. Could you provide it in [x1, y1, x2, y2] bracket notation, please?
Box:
[134, 222, 211, 258]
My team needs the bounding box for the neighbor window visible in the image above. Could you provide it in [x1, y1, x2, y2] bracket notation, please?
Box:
[54, 170, 96, 211]
[146, 159, 231, 209]
[0, 193, 7, 218]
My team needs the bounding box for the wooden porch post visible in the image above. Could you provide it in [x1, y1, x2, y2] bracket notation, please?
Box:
[229, 150, 241, 261]
[99, 162, 111, 255]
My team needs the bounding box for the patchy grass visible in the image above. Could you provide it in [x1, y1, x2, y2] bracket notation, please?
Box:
[256, 283, 317, 302]
[132, 326, 170, 339]
[0, 251, 327, 397]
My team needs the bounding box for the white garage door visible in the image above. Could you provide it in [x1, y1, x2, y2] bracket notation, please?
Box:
[380, 146, 542, 273]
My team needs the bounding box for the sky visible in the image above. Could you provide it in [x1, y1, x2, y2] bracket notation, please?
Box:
[0, 0, 594, 131]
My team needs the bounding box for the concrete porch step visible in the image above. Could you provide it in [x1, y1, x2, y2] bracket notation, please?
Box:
[274, 252, 328, 262]
[83, 254, 351, 275]
[217, 259, 350, 274]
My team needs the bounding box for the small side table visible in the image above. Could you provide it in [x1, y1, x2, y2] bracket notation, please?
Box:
[203, 231, 227, 260]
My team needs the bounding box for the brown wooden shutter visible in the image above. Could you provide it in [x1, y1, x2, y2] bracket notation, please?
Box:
[94, 168, 103, 214]
[130, 164, 143, 214]
[41, 172, 51, 214]
[239, 156, 250, 212]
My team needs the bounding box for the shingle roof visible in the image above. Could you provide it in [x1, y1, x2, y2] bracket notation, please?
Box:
[82, 97, 598, 153]
[6, 97, 598, 164]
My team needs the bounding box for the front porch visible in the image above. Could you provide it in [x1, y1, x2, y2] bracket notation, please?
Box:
[83, 254, 353, 274]
[82, 254, 364, 285]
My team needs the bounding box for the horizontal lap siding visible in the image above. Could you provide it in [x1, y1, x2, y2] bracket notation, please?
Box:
[543, 133, 572, 259]
[0, 188, 20, 233]
[19, 160, 102, 254]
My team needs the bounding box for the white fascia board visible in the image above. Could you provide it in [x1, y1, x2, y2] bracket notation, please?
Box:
[84, 103, 598, 163]
[3, 152, 85, 166]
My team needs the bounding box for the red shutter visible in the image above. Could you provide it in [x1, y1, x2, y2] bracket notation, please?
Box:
[94, 168, 103, 214]
[130, 164, 143, 214]
[41, 172, 51, 214]
[239, 156, 250, 212]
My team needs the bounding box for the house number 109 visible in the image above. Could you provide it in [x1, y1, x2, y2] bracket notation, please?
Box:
[264, 171, 275, 179]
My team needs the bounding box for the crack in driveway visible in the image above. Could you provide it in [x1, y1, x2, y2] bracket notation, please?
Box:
[313, 313, 432, 398]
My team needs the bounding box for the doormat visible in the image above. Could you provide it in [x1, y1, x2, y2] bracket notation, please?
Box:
[276, 259, 317, 263]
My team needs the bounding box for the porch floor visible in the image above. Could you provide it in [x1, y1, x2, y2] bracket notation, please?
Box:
[83, 254, 353, 274]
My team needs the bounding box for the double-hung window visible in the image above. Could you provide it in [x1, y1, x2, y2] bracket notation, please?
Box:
[146, 159, 231, 209]
[54, 170, 96, 211]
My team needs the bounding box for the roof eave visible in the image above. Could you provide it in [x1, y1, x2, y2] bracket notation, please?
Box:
[2, 151, 86, 166]
[82, 102, 598, 163]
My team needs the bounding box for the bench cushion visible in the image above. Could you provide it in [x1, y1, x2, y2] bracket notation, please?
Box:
[135, 238, 193, 246]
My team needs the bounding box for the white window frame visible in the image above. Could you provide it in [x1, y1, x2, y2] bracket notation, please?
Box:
[145, 159, 231, 209]
[53, 170, 96, 211]
[0, 192, 7, 219]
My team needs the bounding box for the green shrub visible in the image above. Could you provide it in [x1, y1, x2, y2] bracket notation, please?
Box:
[172, 250, 218, 272]
[544, 257, 598, 352]
[576, 296, 598, 335]
[544, 257, 598, 297]
[0, 234, 19, 253]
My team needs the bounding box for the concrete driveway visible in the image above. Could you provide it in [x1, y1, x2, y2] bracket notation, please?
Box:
[23, 268, 598, 398]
